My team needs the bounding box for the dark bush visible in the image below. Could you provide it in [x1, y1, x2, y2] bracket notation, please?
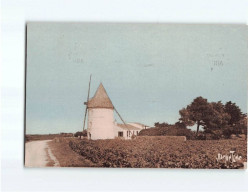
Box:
[74, 130, 87, 137]
[139, 125, 195, 140]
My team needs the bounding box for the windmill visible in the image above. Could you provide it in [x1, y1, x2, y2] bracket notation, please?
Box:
[82, 75, 133, 140]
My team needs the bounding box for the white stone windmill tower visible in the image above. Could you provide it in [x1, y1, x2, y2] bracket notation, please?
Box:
[83, 75, 131, 140]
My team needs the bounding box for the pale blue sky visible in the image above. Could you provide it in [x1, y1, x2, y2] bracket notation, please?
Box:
[26, 23, 247, 134]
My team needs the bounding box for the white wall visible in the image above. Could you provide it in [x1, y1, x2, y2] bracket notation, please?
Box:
[87, 108, 115, 140]
[114, 125, 130, 139]
[114, 124, 141, 139]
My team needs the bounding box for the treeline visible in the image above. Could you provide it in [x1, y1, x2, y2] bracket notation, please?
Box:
[140, 96, 247, 140]
[139, 122, 195, 139]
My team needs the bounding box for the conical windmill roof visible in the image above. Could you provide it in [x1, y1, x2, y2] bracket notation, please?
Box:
[87, 83, 114, 109]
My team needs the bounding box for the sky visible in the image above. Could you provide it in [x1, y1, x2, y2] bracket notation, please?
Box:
[26, 23, 248, 134]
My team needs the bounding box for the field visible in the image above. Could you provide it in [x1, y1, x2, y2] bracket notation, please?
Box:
[66, 136, 247, 169]
[25, 134, 73, 142]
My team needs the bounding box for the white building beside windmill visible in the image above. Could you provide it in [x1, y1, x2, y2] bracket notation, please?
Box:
[85, 83, 148, 140]
[114, 122, 148, 139]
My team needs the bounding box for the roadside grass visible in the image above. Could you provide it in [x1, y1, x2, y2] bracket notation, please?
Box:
[45, 147, 55, 167]
[48, 138, 97, 167]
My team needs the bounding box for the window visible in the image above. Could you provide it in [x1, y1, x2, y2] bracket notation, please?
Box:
[118, 131, 123, 137]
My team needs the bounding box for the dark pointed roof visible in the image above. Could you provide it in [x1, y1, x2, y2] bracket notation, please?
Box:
[87, 83, 114, 109]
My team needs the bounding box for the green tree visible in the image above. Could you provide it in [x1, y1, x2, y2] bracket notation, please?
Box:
[233, 113, 247, 136]
[179, 108, 194, 127]
[179, 97, 246, 139]
[175, 121, 187, 129]
[74, 131, 83, 137]
[74, 130, 87, 138]
[154, 122, 169, 128]
[224, 101, 243, 126]
[240, 114, 247, 137]
[205, 101, 230, 130]
[179, 97, 213, 135]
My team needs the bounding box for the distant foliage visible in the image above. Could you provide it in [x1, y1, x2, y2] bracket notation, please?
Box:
[180, 97, 211, 134]
[141, 97, 247, 140]
[74, 130, 87, 137]
[224, 101, 243, 126]
[179, 97, 247, 139]
[139, 123, 195, 140]
[25, 133, 73, 141]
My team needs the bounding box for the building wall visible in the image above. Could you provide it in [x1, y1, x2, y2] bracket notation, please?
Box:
[87, 108, 115, 140]
[114, 125, 131, 139]
[114, 124, 142, 140]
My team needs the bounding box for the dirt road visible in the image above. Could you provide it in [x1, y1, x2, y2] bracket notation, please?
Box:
[25, 140, 60, 167]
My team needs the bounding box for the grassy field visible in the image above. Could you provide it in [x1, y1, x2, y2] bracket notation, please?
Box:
[25, 134, 74, 142]
[49, 136, 247, 168]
